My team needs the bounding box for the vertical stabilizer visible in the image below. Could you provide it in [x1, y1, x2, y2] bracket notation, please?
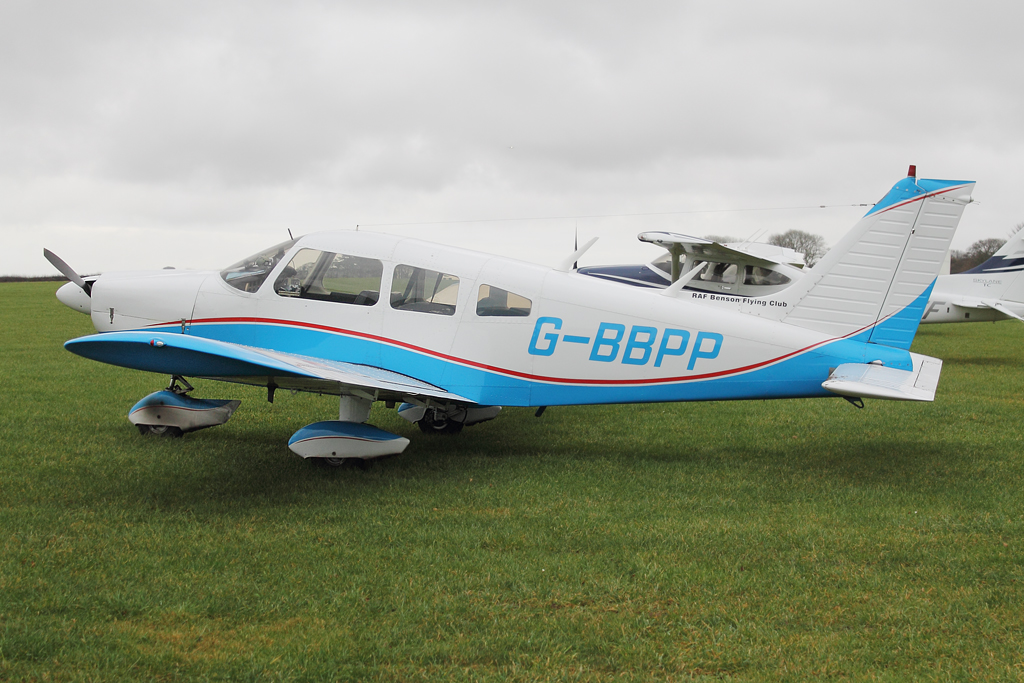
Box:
[778, 173, 974, 347]
[965, 227, 1024, 275]
[963, 228, 1024, 304]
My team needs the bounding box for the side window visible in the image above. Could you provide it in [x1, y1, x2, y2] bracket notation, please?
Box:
[650, 253, 671, 275]
[743, 266, 791, 287]
[701, 261, 737, 284]
[476, 284, 532, 317]
[274, 248, 382, 306]
[390, 265, 460, 316]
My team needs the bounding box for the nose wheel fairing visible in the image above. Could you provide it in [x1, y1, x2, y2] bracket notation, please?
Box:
[129, 390, 241, 434]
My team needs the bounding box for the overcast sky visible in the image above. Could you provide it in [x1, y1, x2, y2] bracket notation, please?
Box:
[4, 0, 1024, 276]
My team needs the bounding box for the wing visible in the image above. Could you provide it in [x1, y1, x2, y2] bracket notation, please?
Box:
[64, 331, 472, 403]
[638, 231, 780, 267]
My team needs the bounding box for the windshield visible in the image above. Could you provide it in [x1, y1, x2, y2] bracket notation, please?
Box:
[651, 253, 671, 274]
[220, 238, 298, 292]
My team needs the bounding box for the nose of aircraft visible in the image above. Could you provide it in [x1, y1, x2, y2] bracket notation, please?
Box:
[56, 281, 92, 314]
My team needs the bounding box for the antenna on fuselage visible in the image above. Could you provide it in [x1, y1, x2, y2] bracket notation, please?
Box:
[288, 228, 293, 240]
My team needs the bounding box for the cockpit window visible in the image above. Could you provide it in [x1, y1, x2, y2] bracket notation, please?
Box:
[476, 284, 532, 317]
[220, 239, 297, 293]
[651, 253, 671, 274]
[743, 266, 791, 286]
[274, 249, 383, 305]
[391, 264, 460, 315]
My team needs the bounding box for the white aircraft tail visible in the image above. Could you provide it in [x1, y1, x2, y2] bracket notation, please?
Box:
[960, 228, 1024, 303]
[775, 169, 975, 349]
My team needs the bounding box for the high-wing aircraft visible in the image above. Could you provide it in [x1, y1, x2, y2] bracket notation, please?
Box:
[48, 169, 974, 465]
[921, 228, 1024, 324]
[578, 233, 807, 296]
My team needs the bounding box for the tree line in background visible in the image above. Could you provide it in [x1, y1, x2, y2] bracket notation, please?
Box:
[949, 233, 1017, 273]
[766, 230, 828, 267]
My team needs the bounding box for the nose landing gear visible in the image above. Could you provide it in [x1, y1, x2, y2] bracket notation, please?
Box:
[130, 376, 241, 436]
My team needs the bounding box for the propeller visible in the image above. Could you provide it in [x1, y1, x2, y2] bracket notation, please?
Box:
[573, 223, 578, 270]
[43, 248, 91, 295]
[556, 236, 599, 273]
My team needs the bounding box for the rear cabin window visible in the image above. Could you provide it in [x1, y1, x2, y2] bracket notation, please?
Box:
[274, 248, 383, 306]
[743, 266, 791, 287]
[221, 239, 297, 292]
[476, 284, 532, 317]
[390, 265, 460, 316]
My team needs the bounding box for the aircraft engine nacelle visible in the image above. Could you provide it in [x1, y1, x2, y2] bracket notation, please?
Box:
[129, 390, 241, 436]
[89, 270, 210, 332]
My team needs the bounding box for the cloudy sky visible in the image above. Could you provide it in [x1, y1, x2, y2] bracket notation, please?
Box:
[4, 0, 1024, 276]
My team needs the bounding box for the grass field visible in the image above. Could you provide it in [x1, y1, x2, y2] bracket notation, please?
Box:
[2, 281, 1023, 681]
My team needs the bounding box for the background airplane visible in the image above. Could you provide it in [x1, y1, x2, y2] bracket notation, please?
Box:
[47, 169, 974, 465]
[578, 233, 807, 297]
[583, 179, 1024, 329]
[921, 228, 1024, 324]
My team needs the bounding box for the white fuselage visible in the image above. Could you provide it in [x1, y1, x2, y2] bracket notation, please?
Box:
[922, 271, 1024, 323]
[68, 230, 915, 407]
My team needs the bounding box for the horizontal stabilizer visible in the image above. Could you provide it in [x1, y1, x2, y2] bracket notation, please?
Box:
[984, 300, 1024, 323]
[821, 353, 942, 402]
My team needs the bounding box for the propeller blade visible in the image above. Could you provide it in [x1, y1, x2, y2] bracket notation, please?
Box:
[556, 236, 598, 273]
[573, 223, 578, 270]
[43, 248, 90, 294]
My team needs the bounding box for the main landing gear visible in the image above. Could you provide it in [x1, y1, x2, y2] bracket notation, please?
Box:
[396, 403, 502, 435]
[288, 399, 501, 465]
[416, 409, 465, 435]
[288, 395, 410, 464]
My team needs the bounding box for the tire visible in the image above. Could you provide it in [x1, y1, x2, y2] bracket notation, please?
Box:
[137, 424, 183, 438]
[416, 411, 464, 435]
[313, 457, 369, 470]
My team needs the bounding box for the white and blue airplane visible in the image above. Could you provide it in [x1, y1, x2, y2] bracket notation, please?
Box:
[921, 227, 1024, 324]
[48, 169, 974, 465]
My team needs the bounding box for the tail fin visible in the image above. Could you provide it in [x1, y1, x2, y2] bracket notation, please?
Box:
[963, 228, 1024, 304]
[776, 170, 975, 348]
[965, 228, 1024, 275]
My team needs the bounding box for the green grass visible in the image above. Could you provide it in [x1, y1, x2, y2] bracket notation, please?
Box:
[2, 282, 1024, 681]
